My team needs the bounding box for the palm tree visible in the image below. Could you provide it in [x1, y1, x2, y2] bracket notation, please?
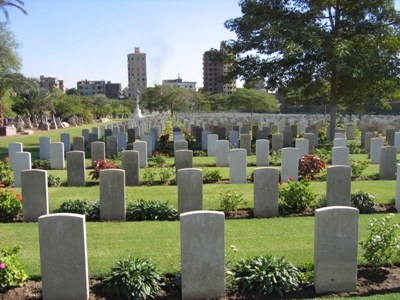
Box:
[11, 85, 52, 117]
[0, 68, 27, 125]
[0, 0, 27, 21]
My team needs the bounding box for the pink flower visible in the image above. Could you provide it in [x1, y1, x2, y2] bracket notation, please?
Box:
[0, 263, 5, 269]
[0, 183, 4, 187]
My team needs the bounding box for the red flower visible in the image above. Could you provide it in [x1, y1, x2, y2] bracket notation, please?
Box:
[4, 157, 9, 161]
[279, 181, 283, 185]
[306, 175, 312, 180]
[289, 177, 293, 181]
[16, 194, 22, 201]
[0, 184, 4, 187]
[9, 190, 14, 193]
[155, 152, 159, 157]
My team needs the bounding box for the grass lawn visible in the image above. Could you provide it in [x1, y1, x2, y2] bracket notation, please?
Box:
[0, 123, 400, 299]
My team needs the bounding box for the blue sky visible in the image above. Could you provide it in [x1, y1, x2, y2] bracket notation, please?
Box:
[5, 0, 242, 89]
[5, 0, 400, 90]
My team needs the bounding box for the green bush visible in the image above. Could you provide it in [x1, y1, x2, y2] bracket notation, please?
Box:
[126, 199, 177, 221]
[360, 214, 400, 268]
[0, 245, 29, 289]
[158, 167, 175, 185]
[87, 201, 100, 222]
[203, 169, 222, 183]
[232, 254, 301, 296]
[351, 190, 377, 214]
[313, 148, 332, 164]
[347, 140, 365, 154]
[219, 190, 247, 213]
[103, 257, 163, 299]
[53, 199, 101, 221]
[269, 150, 281, 166]
[279, 178, 316, 212]
[350, 159, 370, 179]
[0, 189, 22, 222]
[47, 174, 62, 187]
[31, 159, 51, 170]
[0, 158, 13, 187]
[143, 167, 158, 186]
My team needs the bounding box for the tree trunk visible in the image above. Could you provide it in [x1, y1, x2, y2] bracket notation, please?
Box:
[329, 68, 339, 141]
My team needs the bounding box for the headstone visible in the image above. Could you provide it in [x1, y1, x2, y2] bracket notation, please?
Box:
[141, 135, 153, 157]
[365, 132, 375, 153]
[180, 211, 225, 300]
[67, 151, 86, 187]
[207, 134, 218, 156]
[178, 168, 203, 215]
[60, 133, 71, 152]
[201, 131, 210, 150]
[254, 167, 279, 217]
[100, 169, 126, 221]
[121, 150, 140, 186]
[304, 133, 315, 154]
[117, 132, 127, 151]
[370, 137, 384, 164]
[255, 139, 269, 166]
[281, 148, 299, 182]
[386, 129, 395, 146]
[50, 142, 64, 170]
[133, 141, 147, 167]
[217, 127, 226, 140]
[295, 138, 309, 159]
[91, 141, 105, 166]
[239, 134, 251, 156]
[379, 146, 396, 180]
[8, 142, 23, 170]
[73, 136, 85, 152]
[13, 152, 31, 188]
[395, 132, 400, 153]
[272, 133, 283, 151]
[106, 136, 118, 158]
[229, 149, 247, 184]
[283, 127, 293, 147]
[39, 137, 51, 160]
[333, 138, 347, 147]
[127, 128, 136, 143]
[39, 214, 89, 299]
[314, 207, 358, 294]
[326, 166, 351, 206]
[396, 164, 400, 212]
[88, 133, 99, 151]
[82, 129, 90, 143]
[332, 147, 350, 166]
[22, 169, 48, 222]
[346, 124, 355, 140]
[216, 140, 230, 167]
[229, 130, 239, 148]
[175, 150, 193, 175]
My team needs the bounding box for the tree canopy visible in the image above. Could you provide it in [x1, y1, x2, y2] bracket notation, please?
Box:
[227, 88, 279, 114]
[224, 0, 400, 138]
[0, 0, 27, 21]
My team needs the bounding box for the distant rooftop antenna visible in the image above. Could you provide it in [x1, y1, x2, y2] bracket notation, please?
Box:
[178, 73, 181, 79]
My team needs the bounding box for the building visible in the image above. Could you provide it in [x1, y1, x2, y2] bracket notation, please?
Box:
[202, 41, 236, 95]
[39, 75, 64, 92]
[77, 80, 121, 99]
[162, 75, 196, 90]
[127, 47, 147, 97]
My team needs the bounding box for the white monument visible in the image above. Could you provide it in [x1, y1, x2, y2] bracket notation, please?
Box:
[131, 88, 144, 118]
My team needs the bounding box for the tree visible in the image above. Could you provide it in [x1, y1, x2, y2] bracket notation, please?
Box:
[11, 85, 52, 116]
[227, 88, 279, 114]
[0, 0, 27, 21]
[65, 88, 80, 96]
[204, 93, 229, 111]
[224, 0, 400, 139]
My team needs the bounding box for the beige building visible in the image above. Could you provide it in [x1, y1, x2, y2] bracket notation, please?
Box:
[39, 75, 64, 92]
[202, 41, 236, 95]
[127, 47, 147, 97]
[162, 76, 196, 90]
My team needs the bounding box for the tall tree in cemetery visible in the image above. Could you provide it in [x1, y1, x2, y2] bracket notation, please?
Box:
[224, 0, 400, 139]
[0, 0, 27, 21]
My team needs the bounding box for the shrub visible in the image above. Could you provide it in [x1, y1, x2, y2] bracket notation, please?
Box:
[193, 150, 207, 157]
[350, 159, 370, 179]
[269, 150, 281, 166]
[150, 152, 169, 167]
[360, 214, 400, 268]
[232, 254, 301, 296]
[0, 245, 29, 289]
[0, 158, 13, 187]
[103, 257, 163, 299]
[31, 159, 51, 170]
[158, 167, 175, 185]
[347, 140, 365, 154]
[53, 199, 90, 215]
[143, 167, 158, 186]
[89, 158, 119, 180]
[351, 190, 377, 214]
[298, 155, 326, 179]
[0, 189, 22, 222]
[279, 178, 316, 211]
[86, 201, 100, 221]
[126, 199, 177, 221]
[219, 190, 247, 213]
[47, 174, 62, 187]
[313, 148, 332, 164]
[203, 169, 222, 183]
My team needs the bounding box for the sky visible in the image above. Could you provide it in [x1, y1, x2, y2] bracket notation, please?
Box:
[5, 0, 243, 90]
[4, 0, 400, 91]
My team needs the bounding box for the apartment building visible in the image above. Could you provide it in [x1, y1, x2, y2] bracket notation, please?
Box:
[127, 47, 147, 97]
[39, 75, 64, 92]
[162, 76, 196, 90]
[202, 41, 236, 95]
[77, 80, 121, 99]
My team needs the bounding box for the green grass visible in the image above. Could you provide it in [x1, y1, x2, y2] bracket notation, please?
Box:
[1, 125, 400, 299]
[3, 213, 399, 278]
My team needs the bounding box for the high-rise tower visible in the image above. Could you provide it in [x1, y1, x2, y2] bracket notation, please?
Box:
[127, 47, 147, 98]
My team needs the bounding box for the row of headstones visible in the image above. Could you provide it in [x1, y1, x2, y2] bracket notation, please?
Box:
[37, 206, 359, 299]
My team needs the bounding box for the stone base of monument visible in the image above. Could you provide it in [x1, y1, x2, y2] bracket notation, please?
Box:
[131, 109, 144, 118]
[0, 126, 17, 136]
